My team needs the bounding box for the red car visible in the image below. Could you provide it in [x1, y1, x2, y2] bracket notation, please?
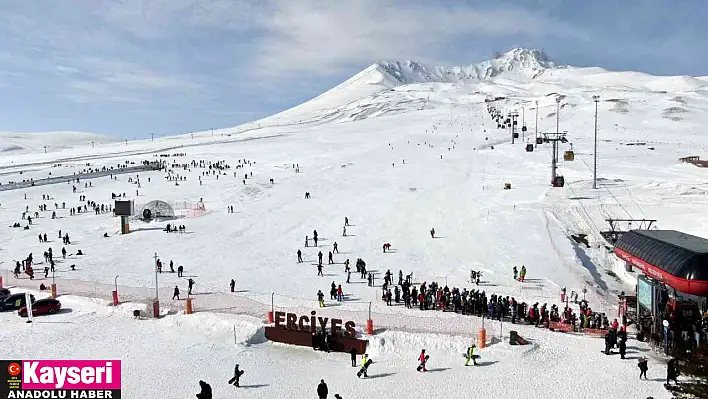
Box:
[18, 298, 61, 317]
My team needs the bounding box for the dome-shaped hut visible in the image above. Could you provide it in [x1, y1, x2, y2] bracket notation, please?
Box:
[140, 200, 175, 220]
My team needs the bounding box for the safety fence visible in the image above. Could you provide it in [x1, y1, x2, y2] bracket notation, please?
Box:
[2, 270, 499, 338]
[3, 264, 628, 343]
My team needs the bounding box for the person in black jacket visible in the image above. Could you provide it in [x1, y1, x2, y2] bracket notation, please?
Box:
[666, 358, 679, 385]
[196, 380, 212, 399]
[317, 379, 328, 399]
[350, 347, 357, 367]
[229, 364, 244, 387]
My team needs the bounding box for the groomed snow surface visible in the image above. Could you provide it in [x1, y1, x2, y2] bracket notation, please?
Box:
[2, 48, 705, 397]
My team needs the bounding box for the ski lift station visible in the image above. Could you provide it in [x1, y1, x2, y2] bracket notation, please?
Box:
[614, 230, 708, 297]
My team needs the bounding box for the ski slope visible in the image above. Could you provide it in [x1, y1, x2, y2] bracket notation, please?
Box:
[1, 47, 705, 398]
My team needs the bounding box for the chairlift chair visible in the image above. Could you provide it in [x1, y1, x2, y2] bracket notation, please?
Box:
[513, 132, 519, 138]
[522, 126, 527, 132]
[536, 137, 543, 145]
[564, 150, 575, 161]
[525, 144, 534, 152]
[552, 175, 565, 187]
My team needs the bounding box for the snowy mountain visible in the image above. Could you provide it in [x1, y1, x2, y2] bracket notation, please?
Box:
[0, 130, 121, 154]
[264, 48, 560, 122]
[377, 48, 561, 85]
[250, 47, 708, 130]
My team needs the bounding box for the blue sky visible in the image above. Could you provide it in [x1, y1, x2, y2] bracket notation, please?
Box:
[0, 0, 705, 139]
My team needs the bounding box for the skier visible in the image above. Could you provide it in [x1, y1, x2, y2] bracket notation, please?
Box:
[318, 263, 323, 276]
[318, 251, 323, 266]
[228, 364, 244, 387]
[188, 278, 195, 295]
[178, 265, 184, 278]
[465, 344, 477, 366]
[342, 226, 347, 236]
[417, 349, 428, 372]
[638, 357, 648, 379]
[350, 348, 357, 367]
[337, 285, 343, 302]
[297, 249, 303, 263]
[172, 286, 180, 300]
[317, 290, 325, 307]
[430, 228, 435, 238]
[305, 236, 309, 247]
[513, 266, 518, 280]
[328, 251, 334, 265]
[169, 260, 174, 273]
[230, 279, 235, 292]
[196, 380, 212, 399]
[519, 265, 526, 282]
[333, 242, 338, 253]
[344, 217, 349, 226]
[317, 379, 328, 399]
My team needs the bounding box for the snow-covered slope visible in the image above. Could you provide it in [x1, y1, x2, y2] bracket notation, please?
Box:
[0, 130, 121, 154]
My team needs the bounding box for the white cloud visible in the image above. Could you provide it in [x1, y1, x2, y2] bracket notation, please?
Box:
[58, 58, 201, 104]
[101, 0, 263, 38]
[253, 0, 589, 77]
[0, 0, 592, 106]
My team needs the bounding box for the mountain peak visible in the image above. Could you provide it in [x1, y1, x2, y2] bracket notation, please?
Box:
[373, 48, 563, 86]
[493, 48, 556, 68]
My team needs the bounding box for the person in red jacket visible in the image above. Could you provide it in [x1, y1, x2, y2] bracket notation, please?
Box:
[611, 319, 619, 330]
[417, 349, 428, 372]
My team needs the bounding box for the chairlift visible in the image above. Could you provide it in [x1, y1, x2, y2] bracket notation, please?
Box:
[552, 175, 565, 187]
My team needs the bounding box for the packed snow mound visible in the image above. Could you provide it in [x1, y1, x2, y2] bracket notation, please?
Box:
[0, 131, 121, 154]
[366, 330, 538, 359]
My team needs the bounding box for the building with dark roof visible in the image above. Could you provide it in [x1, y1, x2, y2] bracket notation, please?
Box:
[614, 230, 708, 296]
